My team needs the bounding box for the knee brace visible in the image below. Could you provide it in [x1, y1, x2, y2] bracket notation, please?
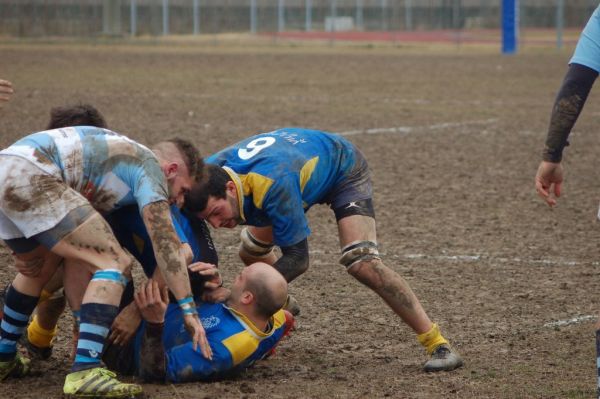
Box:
[240, 227, 275, 258]
[339, 240, 380, 269]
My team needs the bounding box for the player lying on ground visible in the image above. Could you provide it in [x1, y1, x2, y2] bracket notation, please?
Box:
[0, 125, 210, 398]
[103, 263, 293, 383]
[186, 127, 463, 372]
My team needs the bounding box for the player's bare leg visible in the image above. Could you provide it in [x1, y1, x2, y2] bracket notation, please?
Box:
[50, 212, 142, 397]
[337, 214, 463, 372]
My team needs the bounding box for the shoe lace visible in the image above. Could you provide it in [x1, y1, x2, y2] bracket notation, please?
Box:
[96, 368, 117, 379]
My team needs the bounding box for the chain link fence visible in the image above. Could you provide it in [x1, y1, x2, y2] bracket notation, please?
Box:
[0, 0, 597, 40]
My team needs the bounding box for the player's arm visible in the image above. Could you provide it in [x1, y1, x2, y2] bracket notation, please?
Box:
[542, 63, 598, 163]
[142, 201, 212, 359]
[536, 63, 598, 206]
[274, 239, 309, 283]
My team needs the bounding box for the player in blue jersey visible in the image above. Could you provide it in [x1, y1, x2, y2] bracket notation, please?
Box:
[103, 262, 293, 383]
[186, 128, 463, 372]
[0, 126, 212, 398]
[533, 6, 600, 396]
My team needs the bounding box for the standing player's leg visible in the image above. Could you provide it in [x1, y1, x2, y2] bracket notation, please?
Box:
[49, 211, 142, 397]
[0, 244, 62, 379]
[336, 211, 463, 372]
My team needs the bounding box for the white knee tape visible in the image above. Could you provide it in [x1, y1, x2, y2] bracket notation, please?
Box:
[339, 240, 380, 269]
[240, 227, 274, 257]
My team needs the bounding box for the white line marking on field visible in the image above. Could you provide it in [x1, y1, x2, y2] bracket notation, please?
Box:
[336, 118, 498, 137]
[543, 315, 596, 328]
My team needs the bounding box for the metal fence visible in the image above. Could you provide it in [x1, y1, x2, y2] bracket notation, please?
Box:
[0, 0, 597, 39]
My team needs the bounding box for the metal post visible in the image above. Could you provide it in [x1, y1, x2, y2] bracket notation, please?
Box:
[330, 0, 336, 44]
[250, 0, 257, 34]
[356, 0, 363, 30]
[405, 0, 412, 30]
[278, 0, 285, 32]
[193, 0, 200, 35]
[130, 0, 136, 36]
[380, 0, 387, 31]
[556, 0, 564, 49]
[305, 0, 312, 32]
[162, 0, 168, 36]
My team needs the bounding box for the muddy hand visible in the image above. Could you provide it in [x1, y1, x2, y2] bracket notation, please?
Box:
[184, 313, 212, 360]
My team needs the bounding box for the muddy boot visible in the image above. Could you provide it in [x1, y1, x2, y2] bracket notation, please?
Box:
[423, 344, 463, 372]
[283, 294, 300, 316]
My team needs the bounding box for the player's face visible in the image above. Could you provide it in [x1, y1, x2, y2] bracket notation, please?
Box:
[200, 193, 241, 229]
[167, 174, 192, 208]
[166, 163, 192, 208]
[228, 267, 248, 304]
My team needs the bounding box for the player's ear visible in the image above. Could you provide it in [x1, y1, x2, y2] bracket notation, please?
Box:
[225, 180, 236, 194]
[241, 290, 254, 305]
[163, 162, 179, 179]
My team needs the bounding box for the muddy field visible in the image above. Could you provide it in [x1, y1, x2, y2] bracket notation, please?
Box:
[1, 37, 600, 398]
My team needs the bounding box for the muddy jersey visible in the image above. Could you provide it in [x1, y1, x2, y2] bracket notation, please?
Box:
[206, 128, 358, 247]
[133, 302, 288, 382]
[0, 126, 168, 214]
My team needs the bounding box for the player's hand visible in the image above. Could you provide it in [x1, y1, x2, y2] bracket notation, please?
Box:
[134, 279, 169, 325]
[188, 262, 222, 289]
[202, 286, 231, 303]
[13, 254, 44, 277]
[535, 161, 563, 207]
[109, 300, 143, 346]
[0, 79, 13, 106]
[183, 313, 213, 360]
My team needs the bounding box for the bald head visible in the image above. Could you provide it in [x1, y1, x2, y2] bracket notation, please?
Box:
[243, 262, 288, 319]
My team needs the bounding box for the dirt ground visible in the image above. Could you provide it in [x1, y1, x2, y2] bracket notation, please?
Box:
[1, 37, 600, 398]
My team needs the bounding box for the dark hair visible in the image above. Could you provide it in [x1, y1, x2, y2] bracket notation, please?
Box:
[245, 275, 286, 319]
[185, 164, 230, 213]
[166, 138, 204, 182]
[47, 104, 107, 129]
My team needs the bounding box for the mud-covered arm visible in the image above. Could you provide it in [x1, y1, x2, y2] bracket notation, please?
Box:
[139, 321, 167, 382]
[142, 201, 213, 360]
[274, 238, 309, 283]
[142, 201, 193, 300]
[543, 63, 598, 162]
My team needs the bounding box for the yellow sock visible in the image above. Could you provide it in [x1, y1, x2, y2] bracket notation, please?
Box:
[27, 314, 57, 348]
[417, 323, 448, 355]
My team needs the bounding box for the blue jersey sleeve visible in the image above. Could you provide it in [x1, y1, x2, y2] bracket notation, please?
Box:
[263, 176, 311, 247]
[165, 342, 233, 383]
[571, 6, 600, 72]
[132, 159, 170, 211]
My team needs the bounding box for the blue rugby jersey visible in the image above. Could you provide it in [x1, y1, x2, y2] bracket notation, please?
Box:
[570, 5, 600, 73]
[134, 302, 288, 382]
[206, 128, 357, 247]
[0, 126, 168, 214]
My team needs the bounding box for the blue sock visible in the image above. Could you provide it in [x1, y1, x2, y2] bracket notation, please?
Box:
[0, 285, 38, 362]
[71, 303, 118, 372]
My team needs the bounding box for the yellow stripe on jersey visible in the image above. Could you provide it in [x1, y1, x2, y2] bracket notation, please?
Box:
[299, 156, 319, 193]
[223, 308, 288, 365]
[239, 172, 274, 210]
[222, 330, 260, 366]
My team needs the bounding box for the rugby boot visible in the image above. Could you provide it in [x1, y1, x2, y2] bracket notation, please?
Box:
[20, 334, 53, 360]
[283, 294, 301, 316]
[0, 354, 31, 381]
[63, 367, 142, 398]
[423, 344, 464, 372]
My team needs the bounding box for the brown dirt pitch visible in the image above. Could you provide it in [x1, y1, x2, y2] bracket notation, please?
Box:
[1, 37, 599, 398]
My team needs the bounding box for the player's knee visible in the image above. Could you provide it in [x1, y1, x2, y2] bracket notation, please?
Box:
[340, 241, 383, 285]
[239, 227, 275, 261]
